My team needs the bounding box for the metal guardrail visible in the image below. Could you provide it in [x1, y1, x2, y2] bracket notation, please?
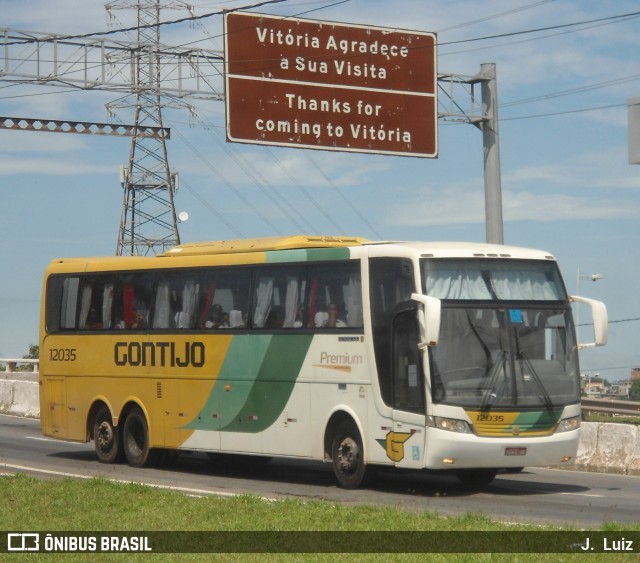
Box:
[0, 358, 39, 381]
[582, 397, 640, 418]
[0, 358, 39, 372]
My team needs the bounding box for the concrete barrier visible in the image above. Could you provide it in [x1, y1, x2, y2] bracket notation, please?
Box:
[1, 378, 638, 475]
[573, 422, 640, 476]
[0, 378, 40, 418]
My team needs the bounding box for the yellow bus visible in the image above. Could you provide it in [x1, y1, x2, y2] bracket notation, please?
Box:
[39, 235, 607, 488]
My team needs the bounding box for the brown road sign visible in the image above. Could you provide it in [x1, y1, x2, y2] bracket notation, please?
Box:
[225, 12, 437, 157]
[227, 77, 437, 157]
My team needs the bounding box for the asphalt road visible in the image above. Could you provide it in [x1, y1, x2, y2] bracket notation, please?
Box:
[2, 414, 639, 529]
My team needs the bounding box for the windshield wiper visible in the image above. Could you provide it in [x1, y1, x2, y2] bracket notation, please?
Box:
[480, 350, 507, 410]
[514, 332, 555, 413]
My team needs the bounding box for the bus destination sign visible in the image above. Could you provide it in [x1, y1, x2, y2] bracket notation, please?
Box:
[224, 12, 438, 158]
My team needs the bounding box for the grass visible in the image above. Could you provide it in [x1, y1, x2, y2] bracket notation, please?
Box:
[584, 414, 640, 425]
[2, 474, 639, 562]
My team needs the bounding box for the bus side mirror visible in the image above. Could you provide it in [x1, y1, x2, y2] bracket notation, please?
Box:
[411, 293, 441, 347]
[571, 295, 608, 348]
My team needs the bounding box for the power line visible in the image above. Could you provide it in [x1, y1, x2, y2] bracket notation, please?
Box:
[4, 4, 638, 57]
[171, 121, 282, 235]
[2, 0, 289, 46]
[582, 365, 639, 375]
[501, 102, 627, 121]
[609, 317, 640, 325]
[303, 152, 384, 239]
[578, 316, 640, 328]
[502, 74, 640, 108]
[437, 0, 556, 33]
[263, 146, 342, 233]
[438, 10, 640, 48]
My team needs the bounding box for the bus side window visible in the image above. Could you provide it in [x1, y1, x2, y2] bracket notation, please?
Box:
[175, 279, 199, 329]
[61, 276, 80, 330]
[253, 275, 274, 328]
[152, 273, 195, 330]
[112, 274, 152, 330]
[45, 275, 79, 332]
[77, 277, 114, 330]
[308, 262, 362, 330]
[253, 267, 306, 330]
[199, 267, 250, 330]
[152, 282, 173, 329]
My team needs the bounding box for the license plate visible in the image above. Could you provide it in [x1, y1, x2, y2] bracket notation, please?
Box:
[505, 447, 527, 456]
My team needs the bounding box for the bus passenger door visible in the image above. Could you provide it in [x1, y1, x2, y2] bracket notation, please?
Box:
[390, 307, 426, 468]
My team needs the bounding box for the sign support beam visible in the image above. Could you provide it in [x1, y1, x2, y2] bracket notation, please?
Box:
[471, 63, 504, 245]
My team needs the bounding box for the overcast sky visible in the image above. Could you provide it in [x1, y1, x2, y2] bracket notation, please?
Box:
[1, 0, 638, 382]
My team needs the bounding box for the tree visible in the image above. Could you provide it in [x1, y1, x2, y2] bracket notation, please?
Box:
[18, 344, 39, 372]
[23, 344, 39, 360]
[630, 380, 640, 402]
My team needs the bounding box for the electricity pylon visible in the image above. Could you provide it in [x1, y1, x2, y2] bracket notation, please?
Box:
[1, 15, 223, 255]
[108, 0, 190, 256]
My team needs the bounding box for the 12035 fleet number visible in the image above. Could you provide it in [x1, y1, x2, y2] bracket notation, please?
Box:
[475, 413, 505, 423]
[49, 348, 77, 362]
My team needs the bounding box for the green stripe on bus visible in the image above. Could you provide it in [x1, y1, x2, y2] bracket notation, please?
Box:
[183, 334, 271, 431]
[219, 334, 313, 432]
[184, 334, 313, 432]
[511, 409, 563, 432]
[265, 247, 351, 263]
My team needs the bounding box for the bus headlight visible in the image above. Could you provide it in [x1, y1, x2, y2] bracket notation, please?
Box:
[555, 416, 581, 433]
[428, 416, 472, 434]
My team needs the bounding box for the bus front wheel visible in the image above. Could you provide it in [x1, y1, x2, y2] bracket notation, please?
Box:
[123, 407, 154, 468]
[93, 405, 122, 464]
[331, 420, 369, 489]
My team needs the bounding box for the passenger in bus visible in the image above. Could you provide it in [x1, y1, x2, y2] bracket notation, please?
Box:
[327, 303, 347, 328]
[265, 307, 284, 329]
[315, 303, 347, 328]
[314, 310, 329, 327]
[130, 310, 146, 330]
[204, 304, 226, 329]
[84, 308, 103, 330]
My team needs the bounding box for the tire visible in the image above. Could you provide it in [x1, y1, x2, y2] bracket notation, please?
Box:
[93, 405, 123, 464]
[122, 406, 154, 468]
[456, 468, 498, 489]
[331, 419, 369, 489]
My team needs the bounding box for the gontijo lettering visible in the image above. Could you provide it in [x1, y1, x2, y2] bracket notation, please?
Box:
[114, 341, 205, 368]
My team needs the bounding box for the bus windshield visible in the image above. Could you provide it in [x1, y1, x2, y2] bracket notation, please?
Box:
[422, 258, 567, 301]
[421, 259, 579, 409]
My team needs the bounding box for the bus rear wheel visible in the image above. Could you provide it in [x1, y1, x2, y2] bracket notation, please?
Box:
[123, 407, 154, 468]
[331, 420, 369, 489]
[93, 405, 122, 464]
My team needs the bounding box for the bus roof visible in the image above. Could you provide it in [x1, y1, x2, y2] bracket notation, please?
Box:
[45, 238, 557, 274]
[364, 240, 557, 261]
[161, 235, 368, 257]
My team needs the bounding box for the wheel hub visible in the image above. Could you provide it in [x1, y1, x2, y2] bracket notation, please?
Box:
[338, 437, 359, 472]
[96, 422, 113, 449]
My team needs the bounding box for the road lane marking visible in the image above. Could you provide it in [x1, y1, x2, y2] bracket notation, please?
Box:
[26, 436, 88, 444]
[0, 462, 255, 499]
